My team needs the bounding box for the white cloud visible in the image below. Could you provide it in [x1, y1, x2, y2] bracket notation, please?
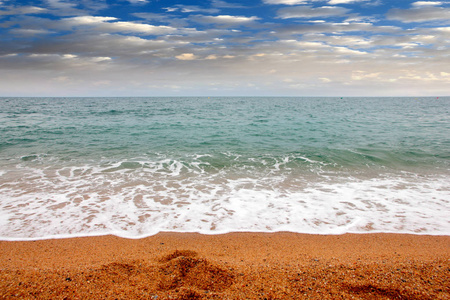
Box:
[204, 54, 235, 60]
[412, 1, 443, 6]
[66, 16, 117, 25]
[62, 54, 77, 59]
[0, 53, 18, 57]
[110, 22, 175, 35]
[9, 28, 53, 35]
[351, 71, 381, 80]
[334, 46, 367, 55]
[211, 0, 246, 8]
[42, 0, 107, 14]
[433, 26, 450, 32]
[194, 15, 260, 24]
[163, 7, 178, 12]
[263, 0, 308, 4]
[275, 21, 390, 35]
[22, 6, 47, 14]
[90, 56, 112, 62]
[287, 40, 328, 49]
[46, 0, 76, 10]
[29, 53, 59, 58]
[164, 5, 219, 14]
[26, 53, 112, 64]
[0, 5, 47, 15]
[277, 6, 350, 19]
[387, 6, 450, 23]
[176, 53, 197, 60]
[126, 0, 149, 4]
[63, 16, 177, 35]
[328, 0, 366, 4]
[324, 35, 372, 47]
[280, 39, 368, 56]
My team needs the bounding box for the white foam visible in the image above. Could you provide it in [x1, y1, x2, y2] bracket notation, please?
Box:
[0, 160, 449, 240]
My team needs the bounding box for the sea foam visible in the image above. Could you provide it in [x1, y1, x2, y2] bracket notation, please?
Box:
[0, 157, 448, 240]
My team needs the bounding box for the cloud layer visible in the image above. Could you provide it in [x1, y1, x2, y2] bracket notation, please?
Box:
[0, 0, 449, 96]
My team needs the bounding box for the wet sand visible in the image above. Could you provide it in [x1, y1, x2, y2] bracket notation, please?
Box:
[0, 232, 449, 299]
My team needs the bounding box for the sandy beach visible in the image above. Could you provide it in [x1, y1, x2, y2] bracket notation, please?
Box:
[0, 232, 448, 299]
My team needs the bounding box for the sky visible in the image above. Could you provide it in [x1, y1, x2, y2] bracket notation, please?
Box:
[0, 0, 449, 97]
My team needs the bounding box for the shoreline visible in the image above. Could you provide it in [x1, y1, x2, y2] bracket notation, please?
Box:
[1, 232, 449, 299]
[1, 229, 449, 242]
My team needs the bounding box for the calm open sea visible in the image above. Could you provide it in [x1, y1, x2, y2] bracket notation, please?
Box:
[0, 97, 449, 240]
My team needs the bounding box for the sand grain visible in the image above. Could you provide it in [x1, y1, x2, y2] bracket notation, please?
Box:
[0, 233, 448, 299]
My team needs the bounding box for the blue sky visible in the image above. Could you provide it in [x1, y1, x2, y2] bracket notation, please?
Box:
[0, 0, 449, 96]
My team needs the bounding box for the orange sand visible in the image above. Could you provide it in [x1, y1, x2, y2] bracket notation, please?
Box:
[0, 232, 449, 299]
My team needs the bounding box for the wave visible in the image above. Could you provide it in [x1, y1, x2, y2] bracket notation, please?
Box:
[0, 152, 449, 239]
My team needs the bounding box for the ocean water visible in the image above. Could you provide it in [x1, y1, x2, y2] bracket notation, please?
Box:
[0, 97, 449, 240]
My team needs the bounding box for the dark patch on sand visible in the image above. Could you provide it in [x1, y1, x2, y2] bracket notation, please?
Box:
[157, 250, 235, 294]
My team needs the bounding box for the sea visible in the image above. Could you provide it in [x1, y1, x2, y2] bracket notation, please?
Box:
[0, 97, 449, 240]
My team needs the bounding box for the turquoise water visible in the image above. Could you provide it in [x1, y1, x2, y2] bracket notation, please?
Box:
[0, 97, 449, 239]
